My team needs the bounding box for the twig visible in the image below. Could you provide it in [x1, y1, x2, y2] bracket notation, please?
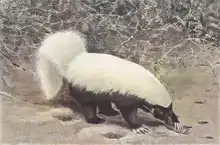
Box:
[0, 91, 14, 100]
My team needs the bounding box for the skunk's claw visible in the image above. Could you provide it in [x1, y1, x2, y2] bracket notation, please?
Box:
[174, 122, 182, 131]
[132, 125, 149, 135]
[173, 122, 191, 134]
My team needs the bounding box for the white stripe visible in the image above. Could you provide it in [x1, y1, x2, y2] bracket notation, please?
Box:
[66, 53, 172, 107]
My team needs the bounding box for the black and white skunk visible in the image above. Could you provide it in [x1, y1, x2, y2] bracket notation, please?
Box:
[37, 30, 190, 134]
[37, 30, 118, 116]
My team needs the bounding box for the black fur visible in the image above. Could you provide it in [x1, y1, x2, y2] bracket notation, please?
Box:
[152, 104, 180, 126]
[97, 100, 119, 116]
[68, 84, 179, 130]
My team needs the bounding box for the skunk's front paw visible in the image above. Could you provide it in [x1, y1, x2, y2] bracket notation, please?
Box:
[132, 125, 149, 135]
[174, 122, 191, 134]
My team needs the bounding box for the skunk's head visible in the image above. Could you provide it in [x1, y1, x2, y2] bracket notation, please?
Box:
[152, 104, 179, 127]
[152, 104, 191, 134]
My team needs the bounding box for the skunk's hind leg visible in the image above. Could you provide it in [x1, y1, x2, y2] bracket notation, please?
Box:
[81, 101, 105, 124]
[98, 101, 119, 116]
[68, 84, 105, 124]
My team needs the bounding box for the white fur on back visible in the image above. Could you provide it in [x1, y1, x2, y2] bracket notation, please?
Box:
[37, 30, 87, 100]
[66, 53, 172, 108]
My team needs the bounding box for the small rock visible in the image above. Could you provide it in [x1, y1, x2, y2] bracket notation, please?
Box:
[205, 136, 214, 139]
[205, 89, 211, 92]
[103, 132, 124, 139]
[50, 108, 74, 121]
[198, 121, 209, 125]
[194, 100, 205, 104]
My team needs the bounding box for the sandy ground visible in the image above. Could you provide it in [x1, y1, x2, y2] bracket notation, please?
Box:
[1, 67, 220, 144]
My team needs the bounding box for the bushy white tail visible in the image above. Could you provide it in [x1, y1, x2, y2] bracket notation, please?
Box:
[36, 30, 87, 100]
[37, 54, 63, 100]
